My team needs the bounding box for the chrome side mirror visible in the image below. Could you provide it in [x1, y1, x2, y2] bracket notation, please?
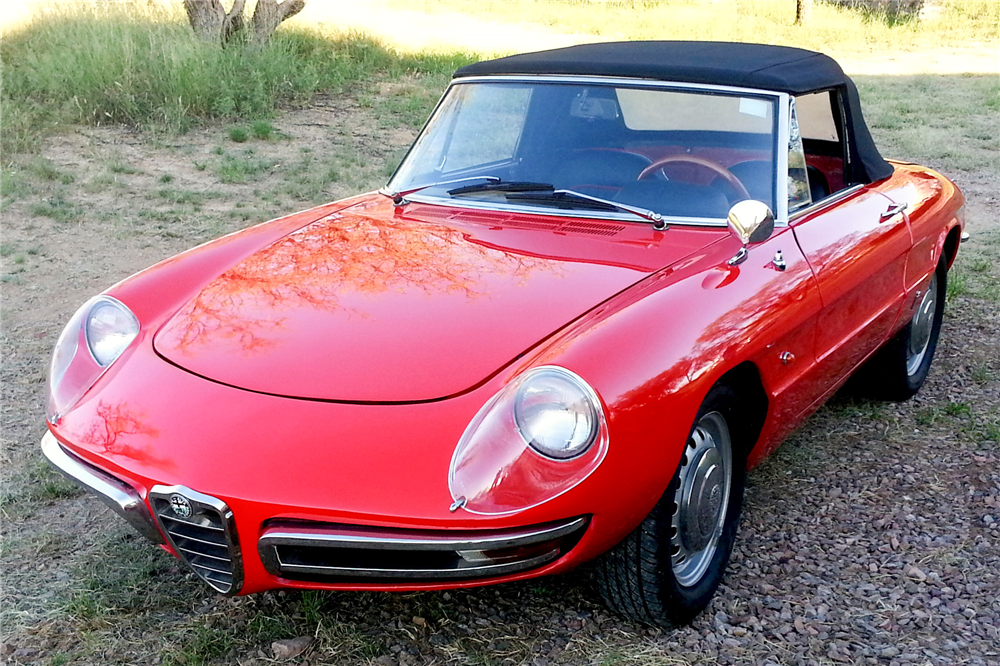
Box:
[727, 200, 774, 266]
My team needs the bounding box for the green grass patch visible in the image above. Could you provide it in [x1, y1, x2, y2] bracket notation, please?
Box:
[163, 625, 238, 666]
[108, 159, 140, 175]
[29, 196, 77, 223]
[251, 120, 275, 140]
[971, 364, 992, 385]
[0, 459, 82, 510]
[0, 2, 474, 159]
[228, 126, 250, 143]
[858, 74, 1000, 175]
[1, 165, 24, 200]
[155, 187, 206, 205]
[215, 151, 279, 184]
[947, 229, 1000, 303]
[25, 158, 75, 183]
[63, 534, 193, 626]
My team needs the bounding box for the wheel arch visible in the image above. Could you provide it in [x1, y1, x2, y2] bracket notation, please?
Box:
[714, 361, 768, 463]
[942, 223, 961, 270]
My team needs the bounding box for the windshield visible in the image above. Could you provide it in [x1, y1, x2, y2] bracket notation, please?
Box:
[387, 80, 778, 223]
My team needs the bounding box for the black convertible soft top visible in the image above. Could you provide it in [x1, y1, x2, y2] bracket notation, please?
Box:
[455, 41, 893, 184]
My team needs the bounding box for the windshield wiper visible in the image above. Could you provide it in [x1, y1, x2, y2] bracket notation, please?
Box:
[449, 181, 555, 196]
[507, 189, 668, 230]
[380, 176, 501, 204]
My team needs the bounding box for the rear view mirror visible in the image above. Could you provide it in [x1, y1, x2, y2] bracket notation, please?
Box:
[727, 200, 774, 265]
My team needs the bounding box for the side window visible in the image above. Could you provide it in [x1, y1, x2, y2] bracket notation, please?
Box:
[794, 90, 850, 199]
[787, 98, 812, 212]
[442, 86, 532, 173]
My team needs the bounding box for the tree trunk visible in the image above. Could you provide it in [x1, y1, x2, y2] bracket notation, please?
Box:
[251, 0, 306, 46]
[795, 0, 813, 25]
[221, 0, 247, 42]
[183, 0, 226, 42]
[183, 0, 250, 44]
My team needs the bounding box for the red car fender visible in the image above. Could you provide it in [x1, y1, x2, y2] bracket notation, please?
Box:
[505, 225, 823, 553]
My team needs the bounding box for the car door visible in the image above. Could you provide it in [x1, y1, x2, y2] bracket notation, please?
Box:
[787, 92, 912, 399]
[792, 189, 911, 390]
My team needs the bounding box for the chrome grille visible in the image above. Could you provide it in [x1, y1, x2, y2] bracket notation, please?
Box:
[150, 485, 243, 594]
[258, 516, 587, 583]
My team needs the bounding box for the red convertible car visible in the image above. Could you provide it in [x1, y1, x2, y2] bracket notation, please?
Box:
[43, 42, 965, 627]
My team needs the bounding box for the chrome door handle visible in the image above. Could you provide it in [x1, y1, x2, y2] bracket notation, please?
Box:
[880, 202, 908, 221]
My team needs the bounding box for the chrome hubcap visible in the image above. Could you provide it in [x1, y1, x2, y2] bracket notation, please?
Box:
[670, 411, 732, 587]
[907, 273, 937, 377]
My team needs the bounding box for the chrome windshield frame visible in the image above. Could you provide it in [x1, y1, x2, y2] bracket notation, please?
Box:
[384, 75, 789, 228]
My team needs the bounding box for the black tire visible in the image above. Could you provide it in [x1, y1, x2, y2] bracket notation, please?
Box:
[854, 259, 947, 402]
[595, 385, 747, 627]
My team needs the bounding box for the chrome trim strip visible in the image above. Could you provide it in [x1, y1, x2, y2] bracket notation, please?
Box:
[775, 93, 791, 226]
[275, 550, 560, 580]
[40, 432, 164, 545]
[160, 513, 226, 532]
[401, 194, 729, 227]
[178, 537, 230, 556]
[789, 184, 865, 222]
[452, 74, 785, 98]
[149, 484, 244, 595]
[262, 516, 585, 552]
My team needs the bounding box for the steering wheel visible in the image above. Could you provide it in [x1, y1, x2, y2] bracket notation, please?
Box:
[637, 155, 750, 201]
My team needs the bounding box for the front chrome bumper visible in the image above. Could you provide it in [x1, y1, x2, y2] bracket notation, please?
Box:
[40, 431, 164, 545]
[43, 431, 586, 593]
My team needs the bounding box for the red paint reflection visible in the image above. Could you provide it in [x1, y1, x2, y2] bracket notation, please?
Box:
[78, 401, 175, 471]
[165, 211, 552, 355]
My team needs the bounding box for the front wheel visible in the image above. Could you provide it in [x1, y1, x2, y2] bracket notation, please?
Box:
[595, 385, 746, 627]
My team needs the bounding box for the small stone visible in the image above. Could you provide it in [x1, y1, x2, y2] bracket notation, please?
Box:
[271, 636, 313, 661]
[412, 616, 427, 627]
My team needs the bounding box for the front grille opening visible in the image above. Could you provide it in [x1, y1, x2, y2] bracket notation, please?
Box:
[259, 516, 587, 584]
[150, 487, 242, 594]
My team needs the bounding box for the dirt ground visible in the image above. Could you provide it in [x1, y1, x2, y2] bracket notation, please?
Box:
[2, 47, 1000, 666]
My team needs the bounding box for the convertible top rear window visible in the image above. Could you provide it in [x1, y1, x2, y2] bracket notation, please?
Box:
[616, 89, 773, 133]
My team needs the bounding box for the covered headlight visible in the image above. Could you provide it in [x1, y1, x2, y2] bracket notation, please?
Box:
[449, 366, 608, 515]
[48, 296, 138, 423]
[514, 369, 600, 459]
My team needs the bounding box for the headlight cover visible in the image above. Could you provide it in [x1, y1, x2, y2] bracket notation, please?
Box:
[48, 296, 139, 423]
[449, 366, 608, 515]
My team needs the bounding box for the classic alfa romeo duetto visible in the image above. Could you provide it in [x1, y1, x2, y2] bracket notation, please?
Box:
[44, 42, 966, 626]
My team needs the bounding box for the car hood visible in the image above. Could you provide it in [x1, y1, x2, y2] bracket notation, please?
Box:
[153, 196, 725, 402]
